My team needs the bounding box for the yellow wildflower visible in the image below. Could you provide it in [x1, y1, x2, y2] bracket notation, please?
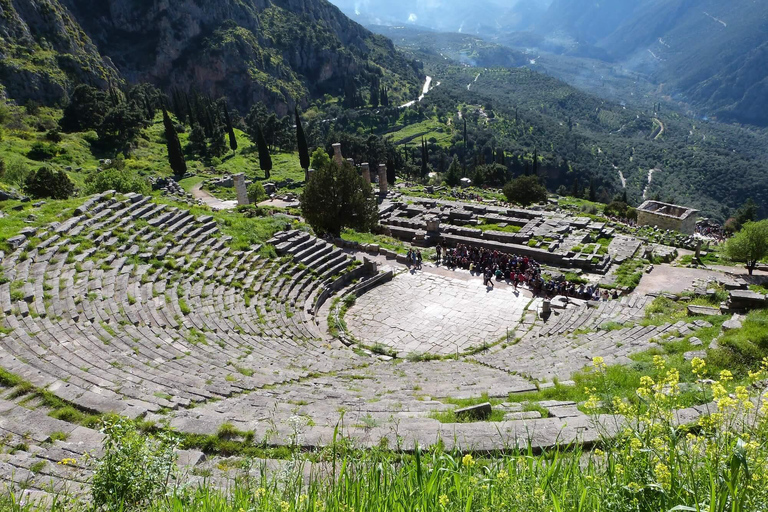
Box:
[255, 488, 267, 499]
[629, 438, 643, 451]
[439, 494, 449, 507]
[593, 356, 607, 371]
[719, 369, 733, 383]
[57, 458, 77, 466]
[462, 454, 475, 467]
[497, 470, 508, 481]
[654, 462, 671, 491]
[280, 501, 290, 512]
[691, 357, 706, 376]
[593, 448, 604, 457]
[653, 355, 666, 371]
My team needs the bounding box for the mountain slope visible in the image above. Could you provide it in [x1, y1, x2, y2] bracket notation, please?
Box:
[533, 0, 768, 126]
[0, 0, 422, 113]
[0, 0, 122, 103]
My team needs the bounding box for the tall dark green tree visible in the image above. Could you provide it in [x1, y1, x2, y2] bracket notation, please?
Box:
[420, 138, 429, 178]
[532, 148, 538, 175]
[255, 124, 272, 179]
[301, 148, 378, 236]
[445, 156, 462, 187]
[188, 123, 208, 158]
[295, 108, 310, 177]
[209, 125, 228, 158]
[223, 103, 237, 153]
[462, 118, 468, 171]
[370, 81, 380, 108]
[162, 108, 187, 178]
[589, 178, 597, 202]
[386, 158, 396, 186]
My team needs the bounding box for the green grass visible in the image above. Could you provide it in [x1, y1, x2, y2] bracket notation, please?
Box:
[340, 228, 436, 260]
[476, 221, 522, 234]
[608, 258, 648, 290]
[386, 118, 453, 147]
[0, 197, 88, 252]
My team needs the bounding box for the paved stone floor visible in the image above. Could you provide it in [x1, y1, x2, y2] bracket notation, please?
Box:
[346, 271, 529, 355]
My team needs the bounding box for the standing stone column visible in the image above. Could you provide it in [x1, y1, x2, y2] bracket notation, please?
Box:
[378, 164, 388, 194]
[361, 163, 371, 185]
[233, 173, 249, 206]
[332, 143, 343, 166]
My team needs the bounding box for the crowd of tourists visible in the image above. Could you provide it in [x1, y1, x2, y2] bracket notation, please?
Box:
[695, 221, 727, 243]
[433, 243, 613, 300]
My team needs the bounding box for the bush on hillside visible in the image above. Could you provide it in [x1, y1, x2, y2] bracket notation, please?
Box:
[604, 201, 637, 220]
[247, 182, 267, 204]
[27, 141, 59, 161]
[85, 168, 150, 195]
[24, 167, 74, 199]
[502, 175, 548, 207]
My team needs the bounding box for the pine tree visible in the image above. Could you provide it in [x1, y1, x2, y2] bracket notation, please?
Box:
[445, 156, 462, 187]
[162, 108, 187, 178]
[256, 124, 272, 179]
[209, 124, 228, 158]
[223, 103, 237, 153]
[188, 123, 208, 158]
[370, 82, 380, 108]
[295, 108, 310, 176]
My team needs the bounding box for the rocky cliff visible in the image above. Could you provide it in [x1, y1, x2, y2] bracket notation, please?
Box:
[0, 0, 422, 113]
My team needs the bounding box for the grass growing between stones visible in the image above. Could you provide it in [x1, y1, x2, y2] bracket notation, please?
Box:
[340, 228, 436, 260]
[7, 357, 768, 512]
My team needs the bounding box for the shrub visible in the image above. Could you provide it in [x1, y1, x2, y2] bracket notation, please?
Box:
[27, 141, 59, 161]
[502, 175, 548, 206]
[91, 417, 179, 511]
[85, 168, 150, 195]
[247, 182, 268, 204]
[24, 167, 74, 199]
[45, 129, 63, 143]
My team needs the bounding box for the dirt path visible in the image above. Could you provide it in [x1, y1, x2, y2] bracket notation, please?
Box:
[633, 264, 726, 296]
[191, 183, 238, 210]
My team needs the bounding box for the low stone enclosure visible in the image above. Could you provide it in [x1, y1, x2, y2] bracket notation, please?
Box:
[0, 191, 759, 501]
[637, 200, 699, 235]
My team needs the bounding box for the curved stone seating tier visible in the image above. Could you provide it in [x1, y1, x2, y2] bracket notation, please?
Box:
[0, 193, 363, 416]
[476, 310, 707, 382]
[534, 295, 654, 338]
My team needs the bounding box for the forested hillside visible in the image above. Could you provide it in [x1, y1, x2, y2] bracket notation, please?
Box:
[0, 0, 423, 114]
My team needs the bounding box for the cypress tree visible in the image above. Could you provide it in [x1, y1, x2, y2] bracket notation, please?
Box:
[421, 138, 429, 178]
[295, 108, 310, 174]
[571, 176, 580, 198]
[162, 108, 187, 178]
[589, 178, 597, 202]
[189, 123, 208, 158]
[386, 158, 396, 186]
[370, 82, 380, 108]
[256, 124, 273, 179]
[223, 103, 237, 153]
[463, 118, 468, 171]
[532, 148, 538, 175]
